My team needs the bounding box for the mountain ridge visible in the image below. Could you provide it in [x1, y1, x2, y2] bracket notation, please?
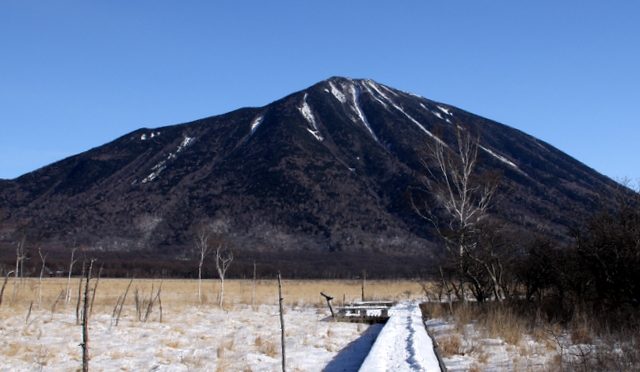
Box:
[0, 77, 619, 276]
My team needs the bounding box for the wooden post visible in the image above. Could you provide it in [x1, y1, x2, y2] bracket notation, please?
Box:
[76, 260, 86, 325]
[277, 272, 286, 372]
[361, 270, 366, 302]
[320, 292, 335, 318]
[81, 260, 94, 372]
[251, 261, 257, 309]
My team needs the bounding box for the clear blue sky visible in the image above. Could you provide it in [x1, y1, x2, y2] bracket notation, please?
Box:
[1, 1, 638, 181]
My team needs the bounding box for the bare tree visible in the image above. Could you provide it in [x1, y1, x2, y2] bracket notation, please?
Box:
[413, 127, 499, 301]
[215, 244, 233, 309]
[13, 235, 26, 300]
[65, 247, 78, 304]
[277, 272, 286, 372]
[81, 259, 95, 372]
[37, 247, 48, 307]
[194, 223, 213, 303]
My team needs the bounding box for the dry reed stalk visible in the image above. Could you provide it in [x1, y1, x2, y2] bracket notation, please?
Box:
[0, 270, 14, 307]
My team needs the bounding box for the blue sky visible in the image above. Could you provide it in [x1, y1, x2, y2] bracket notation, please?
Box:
[1, 1, 638, 181]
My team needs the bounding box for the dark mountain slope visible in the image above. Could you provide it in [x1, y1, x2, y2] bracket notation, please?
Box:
[0, 77, 619, 276]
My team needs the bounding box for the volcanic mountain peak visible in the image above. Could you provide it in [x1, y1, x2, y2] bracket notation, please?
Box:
[0, 77, 620, 275]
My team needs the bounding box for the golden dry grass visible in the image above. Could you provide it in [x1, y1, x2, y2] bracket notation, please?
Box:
[0, 277, 424, 316]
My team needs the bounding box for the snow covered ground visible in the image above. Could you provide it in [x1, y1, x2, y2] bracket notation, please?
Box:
[425, 318, 556, 371]
[0, 304, 377, 371]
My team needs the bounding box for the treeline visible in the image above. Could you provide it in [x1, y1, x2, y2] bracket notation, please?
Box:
[433, 185, 640, 328]
[0, 247, 432, 280]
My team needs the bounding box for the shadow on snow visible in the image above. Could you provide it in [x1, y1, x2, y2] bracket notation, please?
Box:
[323, 323, 385, 372]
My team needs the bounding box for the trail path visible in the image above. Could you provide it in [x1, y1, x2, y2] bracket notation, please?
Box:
[359, 301, 442, 372]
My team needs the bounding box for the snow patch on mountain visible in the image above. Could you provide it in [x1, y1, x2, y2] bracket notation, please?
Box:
[142, 136, 195, 183]
[480, 145, 519, 169]
[437, 105, 452, 116]
[139, 131, 161, 141]
[367, 81, 446, 146]
[298, 93, 323, 141]
[361, 81, 390, 110]
[328, 81, 347, 103]
[250, 115, 264, 134]
[349, 84, 379, 143]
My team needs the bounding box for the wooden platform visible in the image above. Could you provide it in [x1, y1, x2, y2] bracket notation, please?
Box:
[334, 301, 395, 323]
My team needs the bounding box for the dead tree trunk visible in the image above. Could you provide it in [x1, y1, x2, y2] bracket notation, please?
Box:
[81, 260, 94, 372]
[65, 248, 77, 304]
[277, 272, 286, 372]
[89, 265, 102, 317]
[76, 261, 86, 325]
[13, 236, 26, 301]
[361, 270, 366, 301]
[252, 261, 257, 310]
[38, 247, 47, 308]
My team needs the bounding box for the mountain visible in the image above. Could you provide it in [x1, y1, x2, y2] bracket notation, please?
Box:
[0, 77, 619, 277]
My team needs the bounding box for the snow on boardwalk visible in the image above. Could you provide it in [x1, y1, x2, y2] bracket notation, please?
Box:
[359, 301, 441, 372]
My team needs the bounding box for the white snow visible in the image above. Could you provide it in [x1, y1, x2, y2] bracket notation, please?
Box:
[0, 304, 369, 371]
[298, 93, 323, 141]
[362, 82, 390, 109]
[176, 136, 194, 152]
[436, 105, 452, 116]
[359, 301, 441, 372]
[141, 136, 195, 183]
[479, 145, 519, 169]
[140, 133, 147, 141]
[425, 316, 556, 371]
[379, 83, 400, 97]
[364, 81, 446, 145]
[328, 81, 347, 103]
[349, 84, 379, 142]
[250, 115, 264, 134]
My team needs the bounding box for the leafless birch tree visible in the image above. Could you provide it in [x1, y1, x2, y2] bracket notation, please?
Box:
[414, 127, 499, 301]
[13, 235, 26, 299]
[215, 244, 233, 308]
[194, 224, 213, 303]
[38, 247, 47, 307]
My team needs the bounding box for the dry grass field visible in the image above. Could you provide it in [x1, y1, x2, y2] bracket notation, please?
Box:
[1, 277, 423, 311]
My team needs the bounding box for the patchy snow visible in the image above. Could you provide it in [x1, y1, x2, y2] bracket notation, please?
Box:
[176, 136, 194, 153]
[142, 136, 195, 183]
[349, 84, 379, 142]
[436, 105, 452, 116]
[0, 304, 369, 371]
[298, 93, 323, 141]
[328, 81, 347, 103]
[479, 145, 519, 169]
[379, 84, 400, 97]
[250, 115, 264, 135]
[425, 317, 556, 371]
[361, 82, 390, 110]
[366, 81, 446, 146]
[140, 132, 161, 141]
[360, 301, 441, 372]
